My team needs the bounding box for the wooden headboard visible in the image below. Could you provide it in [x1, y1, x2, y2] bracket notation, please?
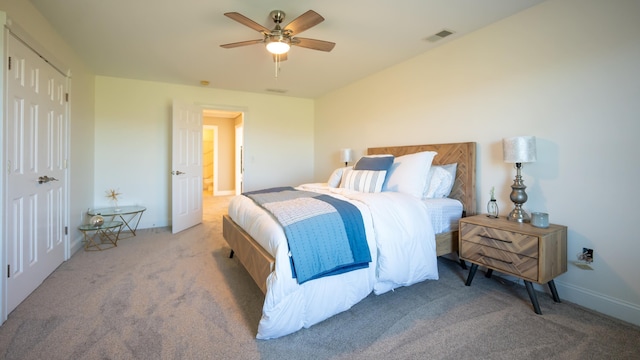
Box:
[368, 142, 477, 216]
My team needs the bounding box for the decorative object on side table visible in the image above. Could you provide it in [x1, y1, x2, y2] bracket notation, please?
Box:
[105, 188, 122, 212]
[487, 187, 499, 218]
[502, 136, 537, 223]
[340, 148, 353, 167]
[531, 212, 550, 228]
[90, 215, 104, 227]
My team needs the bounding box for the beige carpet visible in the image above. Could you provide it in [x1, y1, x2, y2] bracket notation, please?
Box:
[0, 194, 638, 360]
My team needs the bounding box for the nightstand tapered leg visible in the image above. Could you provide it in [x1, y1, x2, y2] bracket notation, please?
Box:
[459, 259, 467, 270]
[524, 281, 542, 314]
[548, 280, 561, 303]
[456, 251, 467, 269]
[465, 263, 478, 286]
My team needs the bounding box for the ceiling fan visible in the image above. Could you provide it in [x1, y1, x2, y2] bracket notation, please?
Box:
[220, 10, 336, 61]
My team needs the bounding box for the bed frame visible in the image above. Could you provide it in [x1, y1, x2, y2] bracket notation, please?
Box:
[222, 142, 477, 294]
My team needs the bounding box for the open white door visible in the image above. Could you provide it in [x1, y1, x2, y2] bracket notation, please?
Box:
[171, 100, 203, 233]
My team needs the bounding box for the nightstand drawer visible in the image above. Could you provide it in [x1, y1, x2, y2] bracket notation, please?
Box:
[460, 222, 538, 258]
[460, 241, 538, 281]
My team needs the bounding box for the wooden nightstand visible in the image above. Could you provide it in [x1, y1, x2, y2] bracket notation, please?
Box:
[459, 215, 567, 314]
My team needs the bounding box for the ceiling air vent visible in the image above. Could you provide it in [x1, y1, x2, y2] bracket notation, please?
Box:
[424, 29, 455, 43]
[266, 88, 288, 94]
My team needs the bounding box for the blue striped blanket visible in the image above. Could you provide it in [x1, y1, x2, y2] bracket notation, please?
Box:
[244, 187, 371, 284]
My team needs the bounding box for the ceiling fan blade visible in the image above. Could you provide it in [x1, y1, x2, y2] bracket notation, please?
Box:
[220, 39, 264, 49]
[272, 53, 288, 62]
[224, 12, 270, 34]
[292, 37, 335, 52]
[283, 10, 324, 36]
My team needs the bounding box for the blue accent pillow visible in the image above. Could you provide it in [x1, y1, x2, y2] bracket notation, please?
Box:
[353, 155, 394, 171]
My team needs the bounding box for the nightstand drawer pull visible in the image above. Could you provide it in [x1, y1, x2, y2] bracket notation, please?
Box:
[480, 235, 512, 244]
[480, 253, 513, 265]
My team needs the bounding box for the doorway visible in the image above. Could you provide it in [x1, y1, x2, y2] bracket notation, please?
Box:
[201, 109, 243, 200]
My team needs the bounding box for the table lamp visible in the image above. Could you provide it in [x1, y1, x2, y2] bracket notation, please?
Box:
[503, 136, 537, 222]
[340, 148, 353, 167]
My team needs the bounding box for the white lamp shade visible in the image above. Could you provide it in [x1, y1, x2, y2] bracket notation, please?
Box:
[340, 148, 353, 163]
[503, 136, 537, 163]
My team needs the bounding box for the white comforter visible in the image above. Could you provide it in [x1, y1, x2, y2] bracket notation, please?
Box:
[227, 185, 438, 339]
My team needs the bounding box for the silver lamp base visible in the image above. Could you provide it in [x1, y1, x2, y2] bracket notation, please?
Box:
[507, 206, 530, 223]
[507, 162, 530, 223]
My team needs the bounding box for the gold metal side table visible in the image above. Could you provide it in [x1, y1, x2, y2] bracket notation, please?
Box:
[87, 206, 146, 238]
[79, 221, 123, 251]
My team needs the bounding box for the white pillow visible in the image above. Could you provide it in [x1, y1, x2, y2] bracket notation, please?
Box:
[382, 151, 437, 198]
[424, 163, 457, 198]
[327, 167, 346, 188]
[340, 168, 387, 193]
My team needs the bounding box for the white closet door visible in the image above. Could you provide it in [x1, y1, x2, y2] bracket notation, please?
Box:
[5, 33, 68, 314]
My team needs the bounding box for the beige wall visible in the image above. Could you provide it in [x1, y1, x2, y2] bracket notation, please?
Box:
[315, 0, 640, 325]
[94, 76, 315, 228]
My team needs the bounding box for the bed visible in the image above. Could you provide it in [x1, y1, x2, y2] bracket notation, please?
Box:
[223, 142, 476, 339]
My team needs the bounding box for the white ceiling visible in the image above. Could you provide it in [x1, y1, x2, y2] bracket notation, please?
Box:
[29, 0, 544, 99]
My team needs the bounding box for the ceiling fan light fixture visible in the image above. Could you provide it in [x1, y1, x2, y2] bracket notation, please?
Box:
[266, 36, 290, 54]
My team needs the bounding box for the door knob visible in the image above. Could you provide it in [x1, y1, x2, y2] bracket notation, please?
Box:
[38, 176, 58, 184]
[171, 171, 186, 175]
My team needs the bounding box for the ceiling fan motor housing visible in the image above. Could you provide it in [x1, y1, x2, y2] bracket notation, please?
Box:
[270, 10, 286, 24]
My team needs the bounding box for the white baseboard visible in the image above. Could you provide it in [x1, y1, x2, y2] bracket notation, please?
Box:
[471, 269, 640, 328]
[213, 190, 235, 196]
[70, 235, 84, 256]
[554, 280, 640, 328]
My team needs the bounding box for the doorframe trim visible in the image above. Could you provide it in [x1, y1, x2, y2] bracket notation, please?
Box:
[197, 103, 247, 196]
[0, 12, 8, 326]
[5, 18, 70, 77]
